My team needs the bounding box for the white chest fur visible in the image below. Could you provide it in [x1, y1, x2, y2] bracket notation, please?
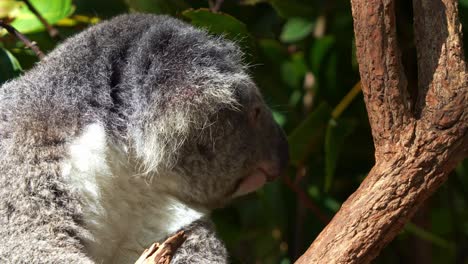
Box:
[61, 123, 206, 264]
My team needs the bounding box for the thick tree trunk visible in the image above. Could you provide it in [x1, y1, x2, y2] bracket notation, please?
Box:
[295, 0, 468, 263]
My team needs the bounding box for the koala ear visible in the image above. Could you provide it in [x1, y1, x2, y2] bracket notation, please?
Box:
[123, 20, 254, 174]
[131, 71, 253, 174]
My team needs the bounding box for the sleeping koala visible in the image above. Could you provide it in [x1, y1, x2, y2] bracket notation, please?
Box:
[0, 14, 288, 263]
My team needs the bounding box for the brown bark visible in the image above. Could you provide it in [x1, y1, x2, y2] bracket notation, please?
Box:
[0, 20, 45, 59]
[295, 0, 467, 263]
[135, 231, 187, 264]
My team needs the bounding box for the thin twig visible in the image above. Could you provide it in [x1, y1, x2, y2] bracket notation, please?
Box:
[22, 0, 61, 39]
[331, 81, 362, 119]
[0, 20, 45, 59]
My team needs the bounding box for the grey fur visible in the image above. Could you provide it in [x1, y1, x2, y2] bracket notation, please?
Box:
[171, 219, 228, 264]
[0, 14, 288, 263]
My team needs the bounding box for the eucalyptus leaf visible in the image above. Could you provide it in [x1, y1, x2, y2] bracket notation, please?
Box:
[280, 52, 307, 89]
[268, 0, 316, 18]
[309, 36, 335, 72]
[324, 118, 356, 192]
[0, 0, 21, 18]
[10, 0, 74, 34]
[280, 17, 314, 43]
[182, 9, 254, 53]
[183, 9, 250, 41]
[125, 0, 188, 15]
[74, 0, 127, 18]
[0, 48, 22, 85]
[272, 111, 286, 127]
[239, 0, 267, 5]
[288, 103, 331, 165]
[258, 39, 287, 64]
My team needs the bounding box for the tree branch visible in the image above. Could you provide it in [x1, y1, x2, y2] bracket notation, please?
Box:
[22, 0, 60, 39]
[413, 0, 467, 128]
[294, 0, 467, 263]
[135, 231, 187, 264]
[351, 0, 413, 159]
[0, 20, 45, 59]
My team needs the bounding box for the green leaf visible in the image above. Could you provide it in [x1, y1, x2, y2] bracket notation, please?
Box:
[183, 9, 252, 46]
[404, 222, 454, 249]
[74, 0, 127, 19]
[0, 0, 21, 18]
[125, 0, 188, 15]
[288, 103, 331, 165]
[460, 0, 468, 8]
[307, 185, 320, 199]
[280, 18, 314, 43]
[211, 209, 243, 244]
[323, 196, 341, 212]
[10, 0, 74, 34]
[258, 39, 288, 64]
[308, 36, 339, 100]
[268, 0, 316, 18]
[239, 0, 267, 5]
[0, 48, 22, 85]
[280, 52, 307, 89]
[288, 90, 302, 106]
[182, 9, 255, 55]
[272, 111, 286, 127]
[257, 181, 287, 229]
[309, 36, 335, 73]
[324, 118, 356, 192]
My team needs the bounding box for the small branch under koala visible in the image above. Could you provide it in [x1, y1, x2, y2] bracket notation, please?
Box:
[22, 0, 60, 39]
[135, 231, 187, 264]
[0, 20, 45, 59]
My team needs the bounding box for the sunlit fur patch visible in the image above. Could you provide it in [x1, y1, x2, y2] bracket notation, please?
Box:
[62, 123, 207, 263]
[131, 71, 251, 176]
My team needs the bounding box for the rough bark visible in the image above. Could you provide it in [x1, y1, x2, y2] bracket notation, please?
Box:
[135, 231, 187, 264]
[295, 0, 468, 263]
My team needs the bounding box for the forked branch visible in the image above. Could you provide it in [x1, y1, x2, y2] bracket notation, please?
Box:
[0, 20, 45, 59]
[295, 0, 467, 263]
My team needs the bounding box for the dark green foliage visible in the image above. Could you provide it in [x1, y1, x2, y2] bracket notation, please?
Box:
[0, 47, 22, 84]
[1, 1, 466, 263]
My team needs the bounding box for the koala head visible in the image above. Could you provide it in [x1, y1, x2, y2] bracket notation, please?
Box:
[117, 15, 288, 209]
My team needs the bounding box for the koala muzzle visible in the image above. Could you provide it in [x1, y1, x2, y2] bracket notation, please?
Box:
[259, 124, 290, 182]
[233, 122, 289, 197]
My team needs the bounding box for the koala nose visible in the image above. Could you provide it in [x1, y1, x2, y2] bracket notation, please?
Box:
[256, 124, 289, 182]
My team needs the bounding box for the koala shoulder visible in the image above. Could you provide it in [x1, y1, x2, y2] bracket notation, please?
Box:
[170, 219, 228, 264]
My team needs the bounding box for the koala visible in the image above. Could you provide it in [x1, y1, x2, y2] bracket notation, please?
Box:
[0, 14, 288, 264]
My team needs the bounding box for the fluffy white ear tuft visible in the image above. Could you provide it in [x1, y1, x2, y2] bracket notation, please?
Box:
[132, 72, 252, 175]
